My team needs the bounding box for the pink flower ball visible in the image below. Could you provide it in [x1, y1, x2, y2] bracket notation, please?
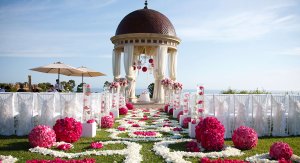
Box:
[232, 126, 258, 150]
[196, 117, 225, 151]
[164, 104, 169, 112]
[270, 142, 293, 160]
[168, 108, 174, 115]
[177, 111, 183, 120]
[119, 106, 128, 115]
[53, 117, 82, 143]
[28, 125, 56, 148]
[183, 117, 191, 128]
[126, 102, 134, 110]
[101, 115, 114, 128]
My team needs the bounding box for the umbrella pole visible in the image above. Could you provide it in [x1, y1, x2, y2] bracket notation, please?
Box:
[82, 74, 83, 84]
[58, 69, 60, 91]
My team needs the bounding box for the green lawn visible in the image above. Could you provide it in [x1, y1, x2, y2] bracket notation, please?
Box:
[0, 113, 300, 162]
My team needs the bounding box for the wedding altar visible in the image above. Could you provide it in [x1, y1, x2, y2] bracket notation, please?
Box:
[0, 92, 299, 137]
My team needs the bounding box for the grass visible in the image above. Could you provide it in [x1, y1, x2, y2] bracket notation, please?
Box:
[0, 113, 300, 162]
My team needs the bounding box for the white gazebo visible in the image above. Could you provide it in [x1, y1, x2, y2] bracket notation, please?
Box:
[111, 2, 181, 103]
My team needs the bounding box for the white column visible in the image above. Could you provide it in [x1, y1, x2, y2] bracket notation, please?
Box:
[124, 44, 136, 101]
[168, 50, 177, 81]
[112, 49, 121, 80]
[155, 45, 168, 103]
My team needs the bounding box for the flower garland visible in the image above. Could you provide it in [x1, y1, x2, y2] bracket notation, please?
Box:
[153, 139, 244, 163]
[0, 155, 18, 163]
[26, 158, 96, 163]
[29, 141, 143, 163]
[128, 131, 162, 138]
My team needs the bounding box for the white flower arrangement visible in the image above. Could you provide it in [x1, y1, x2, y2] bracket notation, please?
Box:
[128, 131, 162, 138]
[0, 155, 18, 163]
[153, 139, 244, 163]
[245, 153, 279, 163]
[29, 141, 142, 163]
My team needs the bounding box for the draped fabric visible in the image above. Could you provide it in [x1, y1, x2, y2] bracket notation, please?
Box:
[60, 93, 82, 121]
[234, 95, 251, 129]
[154, 45, 168, 103]
[37, 93, 57, 127]
[214, 95, 231, 138]
[252, 95, 269, 137]
[271, 95, 288, 136]
[90, 93, 101, 120]
[124, 44, 135, 99]
[0, 93, 15, 136]
[168, 50, 177, 81]
[288, 95, 300, 135]
[16, 93, 34, 136]
[112, 49, 121, 80]
[204, 95, 214, 117]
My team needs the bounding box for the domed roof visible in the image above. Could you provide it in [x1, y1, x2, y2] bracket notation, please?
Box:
[115, 8, 177, 37]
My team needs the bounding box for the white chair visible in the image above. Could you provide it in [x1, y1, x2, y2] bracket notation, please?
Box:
[288, 95, 300, 135]
[37, 93, 59, 127]
[15, 93, 34, 136]
[271, 95, 288, 136]
[0, 93, 15, 136]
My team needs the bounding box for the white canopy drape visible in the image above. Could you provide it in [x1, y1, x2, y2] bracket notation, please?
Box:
[124, 44, 135, 99]
[112, 49, 121, 80]
[168, 50, 177, 81]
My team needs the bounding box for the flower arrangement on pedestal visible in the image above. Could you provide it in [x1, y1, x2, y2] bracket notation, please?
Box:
[232, 126, 258, 150]
[53, 117, 82, 143]
[109, 81, 119, 92]
[119, 106, 128, 115]
[28, 125, 56, 148]
[195, 117, 225, 151]
[126, 102, 134, 110]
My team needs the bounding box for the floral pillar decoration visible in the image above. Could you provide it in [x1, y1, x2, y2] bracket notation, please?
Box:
[83, 84, 92, 122]
[179, 92, 190, 126]
[161, 78, 173, 105]
[172, 82, 183, 118]
[118, 78, 128, 107]
[110, 81, 120, 118]
[189, 84, 205, 138]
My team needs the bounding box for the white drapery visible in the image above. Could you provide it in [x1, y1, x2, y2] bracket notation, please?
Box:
[153, 45, 168, 103]
[16, 93, 34, 136]
[288, 96, 300, 135]
[214, 95, 231, 138]
[271, 95, 288, 136]
[234, 95, 251, 129]
[37, 93, 58, 127]
[168, 50, 177, 81]
[124, 44, 135, 99]
[112, 49, 121, 80]
[252, 95, 269, 137]
[0, 93, 15, 136]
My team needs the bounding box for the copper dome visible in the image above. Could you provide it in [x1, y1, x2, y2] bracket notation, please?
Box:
[115, 8, 177, 37]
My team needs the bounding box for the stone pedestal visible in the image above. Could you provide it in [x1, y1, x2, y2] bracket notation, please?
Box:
[188, 122, 199, 138]
[81, 122, 97, 137]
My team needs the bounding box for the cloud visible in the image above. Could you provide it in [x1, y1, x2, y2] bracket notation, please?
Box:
[280, 47, 300, 56]
[176, 3, 298, 42]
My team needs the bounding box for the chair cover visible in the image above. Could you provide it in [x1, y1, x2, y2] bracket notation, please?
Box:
[15, 93, 34, 136]
[271, 95, 288, 136]
[60, 93, 82, 122]
[233, 95, 251, 129]
[252, 95, 269, 136]
[0, 93, 15, 136]
[214, 95, 231, 138]
[288, 95, 300, 135]
[37, 93, 57, 126]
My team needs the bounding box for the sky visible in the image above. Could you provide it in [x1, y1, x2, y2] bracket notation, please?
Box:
[0, 0, 300, 91]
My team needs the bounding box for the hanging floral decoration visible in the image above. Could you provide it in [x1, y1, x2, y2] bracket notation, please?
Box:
[132, 54, 154, 74]
[28, 125, 56, 148]
[53, 117, 82, 143]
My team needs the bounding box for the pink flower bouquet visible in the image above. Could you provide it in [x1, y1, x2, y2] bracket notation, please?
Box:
[101, 115, 114, 128]
[86, 119, 96, 124]
[232, 126, 258, 150]
[177, 111, 183, 120]
[119, 107, 128, 115]
[164, 104, 169, 112]
[28, 125, 56, 148]
[53, 117, 82, 143]
[168, 108, 174, 115]
[90, 142, 103, 149]
[269, 142, 293, 160]
[57, 143, 72, 151]
[126, 102, 134, 110]
[182, 117, 191, 128]
[186, 141, 200, 152]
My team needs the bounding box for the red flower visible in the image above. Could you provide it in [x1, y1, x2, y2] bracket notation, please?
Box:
[183, 117, 191, 128]
[200, 157, 247, 163]
[90, 142, 103, 149]
[198, 100, 204, 104]
[101, 115, 114, 128]
[132, 124, 140, 127]
[134, 131, 156, 136]
[142, 66, 147, 72]
[28, 125, 56, 148]
[53, 117, 82, 143]
[232, 126, 258, 150]
[149, 58, 154, 63]
[164, 104, 169, 112]
[118, 127, 126, 131]
[270, 142, 293, 160]
[177, 111, 183, 120]
[57, 143, 72, 151]
[168, 108, 174, 115]
[87, 119, 96, 124]
[186, 141, 200, 152]
[173, 127, 183, 131]
[119, 107, 128, 115]
[26, 158, 96, 163]
[126, 102, 134, 110]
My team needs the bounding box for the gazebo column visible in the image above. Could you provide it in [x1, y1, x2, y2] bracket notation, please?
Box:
[168, 50, 177, 81]
[154, 45, 168, 103]
[123, 44, 136, 102]
[112, 49, 121, 81]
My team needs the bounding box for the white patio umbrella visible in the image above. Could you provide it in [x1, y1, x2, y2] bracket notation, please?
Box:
[30, 62, 83, 88]
[65, 66, 106, 84]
